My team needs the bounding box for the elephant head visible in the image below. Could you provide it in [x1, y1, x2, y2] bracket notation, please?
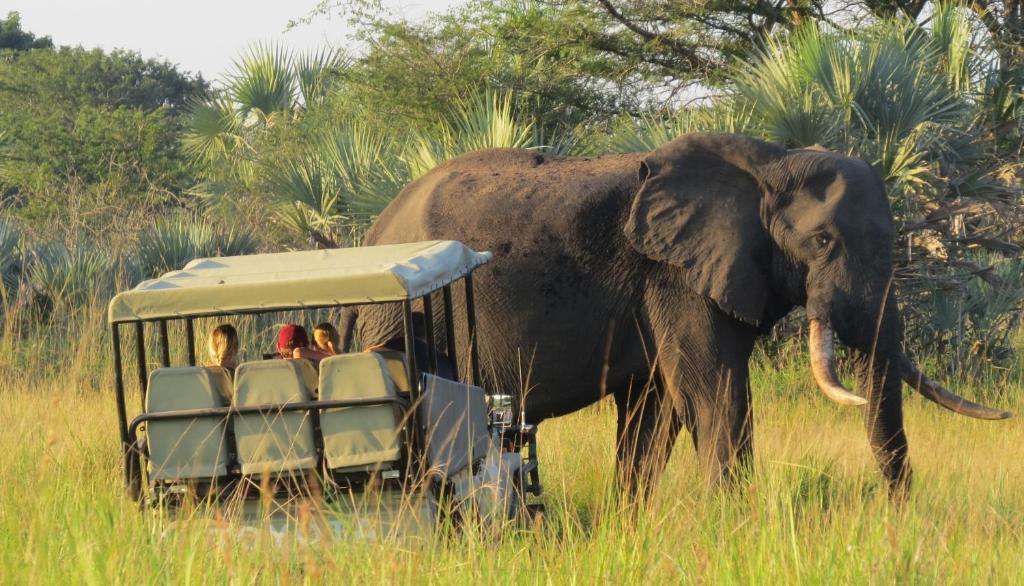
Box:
[625, 133, 1009, 490]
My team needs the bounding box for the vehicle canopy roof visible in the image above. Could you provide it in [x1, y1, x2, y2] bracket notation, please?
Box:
[108, 240, 492, 323]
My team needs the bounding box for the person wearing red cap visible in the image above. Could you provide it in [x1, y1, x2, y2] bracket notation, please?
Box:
[277, 324, 331, 363]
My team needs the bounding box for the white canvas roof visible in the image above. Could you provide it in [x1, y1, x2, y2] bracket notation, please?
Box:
[108, 241, 492, 323]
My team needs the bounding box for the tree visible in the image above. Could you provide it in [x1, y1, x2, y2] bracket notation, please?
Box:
[0, 45, 207, 216]
[0, 12, 53, 51]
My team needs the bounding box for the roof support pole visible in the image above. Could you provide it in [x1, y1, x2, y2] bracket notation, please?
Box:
[135, 321, 148, 411]
[111, 323, 129, 448]
[401, 299, 425, 459]
[185, 318, 197, 366]
[422, 294, 438, 373]
[158, 319, 170, 368]
[465, 273, 481, 387]
[402, 300, 419, 400]
[442, 285, 458, 377]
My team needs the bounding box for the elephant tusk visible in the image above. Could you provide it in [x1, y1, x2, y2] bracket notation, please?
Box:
[808, 319, 868, 406]
[898, 355, 1012, 420]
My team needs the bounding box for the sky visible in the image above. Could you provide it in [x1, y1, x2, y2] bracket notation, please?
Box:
[6, 0, 462, 80]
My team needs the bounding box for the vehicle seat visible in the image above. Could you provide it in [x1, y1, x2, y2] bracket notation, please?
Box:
[318, 353, 405, 472]
[232, 359, 318, 475]
[418, 373, 490, 478]
[145, 367, 232, 482]
[372, 349, 410, 394]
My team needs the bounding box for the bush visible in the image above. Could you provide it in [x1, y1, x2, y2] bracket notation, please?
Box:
[0, 216, 22, 303]
[24, 242, 117, 309]
[135, 216, 259, 279]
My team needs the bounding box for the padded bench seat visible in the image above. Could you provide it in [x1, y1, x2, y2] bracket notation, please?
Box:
[232, 359, 318, 476]
[145, 367, 232, 482]
[319, 353, 407, 472]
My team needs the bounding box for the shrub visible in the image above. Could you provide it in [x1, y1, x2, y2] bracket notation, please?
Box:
[24, 242, 116, 309]
[135, 216, 259, 279]
[0, 216, 22, 305]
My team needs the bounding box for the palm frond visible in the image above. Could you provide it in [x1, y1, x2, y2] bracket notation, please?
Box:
[295, 47, 348, 109]
[136, 216, 259, 279]
[228, 43, 297, 121]
[26, 242, 115, 307]
[0, 216, 22, 303]
[182, 96, 247, 165]
[449, 92, 535, 153]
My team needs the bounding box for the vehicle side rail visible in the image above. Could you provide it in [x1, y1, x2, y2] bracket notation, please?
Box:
[127, 397, 411, 437]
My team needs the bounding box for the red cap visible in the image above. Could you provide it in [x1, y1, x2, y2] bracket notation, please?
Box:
[277, 324, 308, 356]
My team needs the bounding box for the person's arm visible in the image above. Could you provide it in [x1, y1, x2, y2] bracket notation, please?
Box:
[294, 347, 331, 361]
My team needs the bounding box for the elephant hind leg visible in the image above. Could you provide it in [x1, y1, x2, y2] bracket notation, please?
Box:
[613, 376, 684, 502]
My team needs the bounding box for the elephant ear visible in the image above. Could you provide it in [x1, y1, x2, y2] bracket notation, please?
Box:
[625, 134, 782, 325]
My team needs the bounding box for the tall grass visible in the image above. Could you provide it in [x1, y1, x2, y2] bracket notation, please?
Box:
[0, 329, 1021, 582]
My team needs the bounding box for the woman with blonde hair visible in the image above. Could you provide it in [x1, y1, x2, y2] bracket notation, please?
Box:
[207, 324, 239, 376]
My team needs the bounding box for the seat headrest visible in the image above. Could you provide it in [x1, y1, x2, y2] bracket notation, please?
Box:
[372, 350, 410, 393]
[319, 353, 398, 400]
[147, 366, 232, 410]
[234, 359, 316, 403]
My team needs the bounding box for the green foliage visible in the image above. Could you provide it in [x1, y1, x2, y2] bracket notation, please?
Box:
[228, 43, 297, 121]
[0, 45, 206, 203]
[0, 11, 53, 50]
[184, 44, 348, 199]
[594, 105, 754, 154]
[913, 254, 1024, 371]
[0, 216, 22, 303]
[135, 216, 259, 279]
[331, 1, 625, 138]
[406, 92, 536, 179]
[24, 242, 117, 309]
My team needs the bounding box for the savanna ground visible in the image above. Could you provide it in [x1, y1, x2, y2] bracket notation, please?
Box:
[2, 333, 1021, 584]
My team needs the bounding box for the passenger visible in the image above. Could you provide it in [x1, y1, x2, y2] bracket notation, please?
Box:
[206, 323, 238, 403]
[312, 322, 340, 355]
[206, 323, 239, 375]
[276, 324, 331, 363]
[366, 312, 456, 380]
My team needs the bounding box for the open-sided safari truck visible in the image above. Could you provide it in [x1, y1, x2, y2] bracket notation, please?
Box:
[108, 240, 541, 528]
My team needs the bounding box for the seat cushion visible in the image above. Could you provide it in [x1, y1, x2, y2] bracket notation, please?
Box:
[232, 360, 317, 475]
[319, 353, 404, 471]
[146, 367, 232, 481]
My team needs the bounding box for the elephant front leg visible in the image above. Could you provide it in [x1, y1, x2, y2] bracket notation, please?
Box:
[687, 367, 754, 487]
[658, 332, 756, 489]
[613, 377, 685, 501]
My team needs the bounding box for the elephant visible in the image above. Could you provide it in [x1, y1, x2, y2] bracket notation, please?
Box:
[349, 133, 1010, 497]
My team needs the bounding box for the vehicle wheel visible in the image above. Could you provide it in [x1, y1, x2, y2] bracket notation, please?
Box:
[124, 443, 143, 503]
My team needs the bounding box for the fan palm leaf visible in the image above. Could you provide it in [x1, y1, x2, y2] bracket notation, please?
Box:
[26, 242, 115, 307]
[136, 216, 259, 279]
[228, 43, 296, 122]
[0, 217, 22, 305]
[295, 47, 348, 109]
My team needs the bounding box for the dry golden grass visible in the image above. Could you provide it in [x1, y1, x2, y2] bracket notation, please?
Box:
[1, 343, 1021, 584]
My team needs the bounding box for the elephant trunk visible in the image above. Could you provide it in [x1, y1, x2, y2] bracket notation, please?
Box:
[808, 319, 867, 406]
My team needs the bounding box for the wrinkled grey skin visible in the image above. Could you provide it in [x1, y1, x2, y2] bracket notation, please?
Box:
[353, 133, 912, 495]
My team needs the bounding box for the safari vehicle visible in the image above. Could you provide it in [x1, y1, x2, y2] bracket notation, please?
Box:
[107, 240, 541, 528]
